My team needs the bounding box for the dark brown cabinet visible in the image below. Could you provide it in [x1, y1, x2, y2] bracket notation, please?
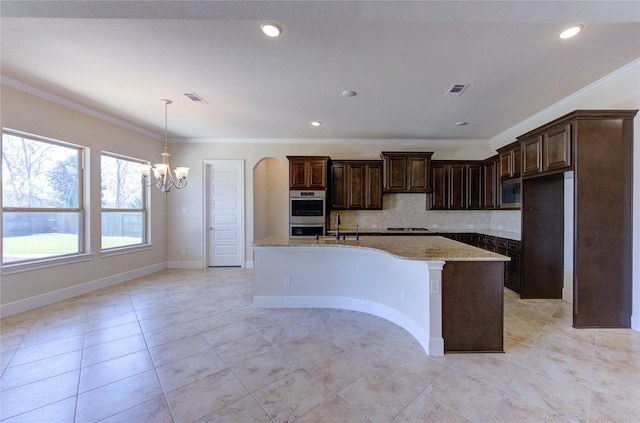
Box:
[543, 123, 572, 173]
[521, 122, 572, 178]
[478, 234, 497, 252]
[497, 238, 522, 294]
[482, 155, 499, 209]
[287, 156, 330, 190]
[498, 140, 521, 180]
[521, 135, 543, 176]
[380, 152, 434, 193]
[428, 161, 483, 210]
[447, 232, 521, 293]
[330, 160, 383, 210]
[517, 110, 637, 327]
[467, 163, 484, 209]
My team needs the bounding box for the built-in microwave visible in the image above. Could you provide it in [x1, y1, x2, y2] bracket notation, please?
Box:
[500, 179, 521, 209]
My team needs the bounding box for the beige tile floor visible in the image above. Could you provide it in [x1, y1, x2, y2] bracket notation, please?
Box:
[1, 268, 639, 422]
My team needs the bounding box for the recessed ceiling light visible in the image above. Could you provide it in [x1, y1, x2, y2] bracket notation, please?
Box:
[455, 121, 468, 126]
[311, 121, 322, 127]
[342, 90, 357, 97]
[560, 25, 583, 39]
[261, 23, 282, 38]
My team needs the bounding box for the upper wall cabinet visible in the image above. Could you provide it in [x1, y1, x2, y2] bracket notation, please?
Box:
[520, 122, 572, 178]
[380, 152, 434, 193]
[482, 155, 500, 209]
[287, 156, 330, 190]
[428, 161, 483, 210]
[330, 160, 383, 210]
[497, 140, 521, 180]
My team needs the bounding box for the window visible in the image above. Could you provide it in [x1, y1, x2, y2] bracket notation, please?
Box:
[2, 130, 84, 265]
[100, 153, 147, 250]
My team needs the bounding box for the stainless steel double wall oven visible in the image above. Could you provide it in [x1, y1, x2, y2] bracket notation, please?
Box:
[289, 190, 326, 236]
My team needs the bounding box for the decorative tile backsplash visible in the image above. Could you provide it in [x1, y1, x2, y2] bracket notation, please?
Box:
[329, 194, 521, 233]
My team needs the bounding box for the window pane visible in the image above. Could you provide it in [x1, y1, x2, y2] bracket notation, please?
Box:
[2, 212, 80, 263]
[101, 155, 143, 209]
[101, 211, 144, 249]
[2, 134, 80, 208]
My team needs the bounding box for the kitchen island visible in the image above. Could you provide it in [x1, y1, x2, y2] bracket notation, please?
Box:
[252, 236, 508, 356]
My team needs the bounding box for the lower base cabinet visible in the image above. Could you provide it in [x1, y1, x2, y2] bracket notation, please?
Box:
[497, 238, 522, 294]
[451, 233, 521, 294]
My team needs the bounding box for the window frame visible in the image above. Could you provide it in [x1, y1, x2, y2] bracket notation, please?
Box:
[2, 129, 88, 271]
[99, 151, 150, 254]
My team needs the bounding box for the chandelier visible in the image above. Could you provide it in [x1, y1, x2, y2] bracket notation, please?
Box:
[138, 99, 189, 194]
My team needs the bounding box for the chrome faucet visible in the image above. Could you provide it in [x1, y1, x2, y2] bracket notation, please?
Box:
[335, 214, 341, 240]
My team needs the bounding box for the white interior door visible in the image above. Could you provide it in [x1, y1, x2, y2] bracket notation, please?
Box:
[208, 160, 244, 267]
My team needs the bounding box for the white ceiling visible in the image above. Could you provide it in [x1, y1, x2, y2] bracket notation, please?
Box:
[1, 1, 639, 141]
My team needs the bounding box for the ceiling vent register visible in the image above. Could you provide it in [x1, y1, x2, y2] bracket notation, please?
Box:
[183, 92, 209, 104]
[446, 84, 469, 96]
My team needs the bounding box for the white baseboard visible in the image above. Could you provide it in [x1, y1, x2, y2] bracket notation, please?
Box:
[0, 263, 166, 318]
[631, 314, 640, 332]
[562, 288, 573, 303]
[253, 295, 438, 356]
[166, 261, 203, 269]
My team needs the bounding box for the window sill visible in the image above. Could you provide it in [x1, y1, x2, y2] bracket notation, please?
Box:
[2, 253, 94, 275]
[100, 244, 153, 258]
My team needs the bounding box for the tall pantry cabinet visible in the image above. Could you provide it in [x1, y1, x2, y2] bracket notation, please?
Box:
[518, 110, 637, 328]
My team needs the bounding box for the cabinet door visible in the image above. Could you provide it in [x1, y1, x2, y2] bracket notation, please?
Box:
[483, 160, 498, 209]
[385, 156, 408, 191]
[512, 147, 522, 177]
[365, 162, 383, 209]
[408, 156, 430, 192]
[448, 163, 466, 209]
[308, 160, 327, 189]
[505, 240, 521, 293]
[506, 252, 521, 293]
[330, 163, 347, 209]
[522, 136, 543, 176]
[347, 164, 365, 209]
[289, 157, 328, 189]
[543, 123, 572, 173]
[499, 152, 512, 180]
[467, 164, 483, 209]
[428, 163, 448, 210]
[289, 161, 309, 189]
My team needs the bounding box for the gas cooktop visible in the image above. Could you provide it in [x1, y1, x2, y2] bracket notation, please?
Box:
[386, 227, 430, 232]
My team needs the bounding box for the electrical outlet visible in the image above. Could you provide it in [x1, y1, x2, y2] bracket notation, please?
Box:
[432, 223, 439, 229]
[400, 290, 406, 302]
[372, 224, 378, 229]
[430, 280, 440, 294]
[181, 248, 187, 256]
[283, 276, 291, 287]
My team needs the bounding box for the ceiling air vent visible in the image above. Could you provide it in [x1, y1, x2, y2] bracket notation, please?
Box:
[446, 84, 469, 96]
[183, 92, 209, 104]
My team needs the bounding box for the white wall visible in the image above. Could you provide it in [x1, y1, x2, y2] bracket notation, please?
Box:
[252, 157, 289, 240]
[1, 85, 168, 315]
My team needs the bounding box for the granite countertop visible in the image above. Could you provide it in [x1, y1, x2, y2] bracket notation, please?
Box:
[326, 228, 521, 241]
[252, 235, 509, 262]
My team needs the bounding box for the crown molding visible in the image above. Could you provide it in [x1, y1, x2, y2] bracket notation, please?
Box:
[1, 76, 162, 140]
[490, 58, 640, 149]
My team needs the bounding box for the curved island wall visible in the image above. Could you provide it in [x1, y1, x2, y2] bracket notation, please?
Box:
[252, 236, 507, 356]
